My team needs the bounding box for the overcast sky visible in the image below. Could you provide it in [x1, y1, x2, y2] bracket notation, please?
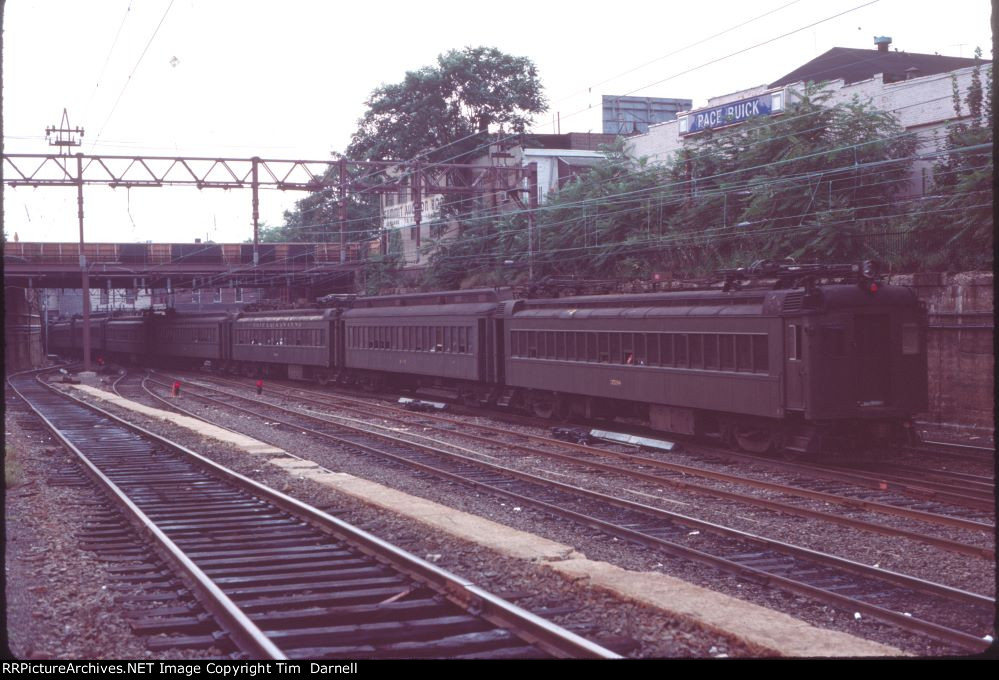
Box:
[2, 0, 992, 244]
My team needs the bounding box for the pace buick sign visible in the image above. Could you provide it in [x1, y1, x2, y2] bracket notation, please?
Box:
[680, 90, 784, 135]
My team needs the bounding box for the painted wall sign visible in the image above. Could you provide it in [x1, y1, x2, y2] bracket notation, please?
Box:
[681, 91, 783, 135]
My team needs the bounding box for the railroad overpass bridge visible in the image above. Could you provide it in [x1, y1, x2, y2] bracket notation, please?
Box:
[3, 241, 363, 293]
[3, 240, 364, 371]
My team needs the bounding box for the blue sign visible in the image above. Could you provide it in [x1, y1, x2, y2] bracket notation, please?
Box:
[683, 93, 777, 134]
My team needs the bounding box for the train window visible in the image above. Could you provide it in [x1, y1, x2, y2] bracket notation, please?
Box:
[458, 327, 467, 353]
[720, 335, 734, 370]
[661, 334, 673, 366]
[703, 334, 719, 369]
[435, 327, 443, 352]
[647, 333, 660, 365]
[635, 334, 646, 365]
[575, 332, 586, 361]
[528, 331, 538, 358]
[901, 324, 920, 355]
[736, 335, 751, 371]
[689, 334, 703, 368]
[674, 334, 687, 367]
[598, 333, 609, 363]
[753, 336, 769, 372]
[537, 332, 547, 358]
[546, 332, 557, 359]
[552, 332, 562, 360]
[566, 332, 576, 360]
[609, 333, 620, 363]
[788, 324, 802, 361]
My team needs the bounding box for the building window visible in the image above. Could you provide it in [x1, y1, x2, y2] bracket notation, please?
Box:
[235, 287, 243, 303]
[214, 288, 222, 303]
[771, 90, 784, 112]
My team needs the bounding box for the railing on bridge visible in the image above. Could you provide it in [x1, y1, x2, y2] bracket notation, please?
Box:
[2, 242, 364, 267]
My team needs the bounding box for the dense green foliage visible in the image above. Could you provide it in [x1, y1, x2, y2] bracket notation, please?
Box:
[345, 47, 547, 164]
[908, 55, 993, 271]
[425, 86, 925, 287]
[277, 47, 546, 288]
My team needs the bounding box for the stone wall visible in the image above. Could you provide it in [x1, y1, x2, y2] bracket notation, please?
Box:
[889, 271, 994, 437]
[4, 287, 44, 371]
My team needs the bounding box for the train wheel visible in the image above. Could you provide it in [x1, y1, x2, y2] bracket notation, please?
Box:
[530, 394, 557, 420]
[733, 425, 775, 454]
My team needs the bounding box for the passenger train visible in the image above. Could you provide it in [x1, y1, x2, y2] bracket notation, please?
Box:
[48, 262, 928, 456]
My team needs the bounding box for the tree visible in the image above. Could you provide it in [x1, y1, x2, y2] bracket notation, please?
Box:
[278, 47, 547, 283]
[345, 47, 547, 164]
[422, 85, 921, 288]
[909, 51, 993, 270]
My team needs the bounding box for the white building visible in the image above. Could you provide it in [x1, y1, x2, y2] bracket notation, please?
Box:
[627, 38, 989, 198]
[382, 133, 618, 268]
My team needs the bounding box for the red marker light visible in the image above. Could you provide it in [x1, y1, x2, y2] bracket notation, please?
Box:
[869, 282, 879, 293]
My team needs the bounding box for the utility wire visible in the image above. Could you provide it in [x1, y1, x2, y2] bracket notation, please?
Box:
[91, 0, 176, 153]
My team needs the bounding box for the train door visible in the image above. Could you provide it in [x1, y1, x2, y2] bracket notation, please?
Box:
[855, 314, 891, 405]
[809, 322, 851, 415]
[784, 319, 805, 410]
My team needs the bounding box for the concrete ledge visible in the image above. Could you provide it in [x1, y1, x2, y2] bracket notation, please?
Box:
[269, 457, 580, 564]
[548, 558, 904, 657]
[68, 384, 286, 456]
[68, 384, 907, 657]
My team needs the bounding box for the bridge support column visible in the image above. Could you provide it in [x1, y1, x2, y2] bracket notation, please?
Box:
[4, 287, 44, 371]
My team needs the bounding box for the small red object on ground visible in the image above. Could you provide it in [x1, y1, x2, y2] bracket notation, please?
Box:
[172, 381, 181, 397]
[256, 379, 263, 396]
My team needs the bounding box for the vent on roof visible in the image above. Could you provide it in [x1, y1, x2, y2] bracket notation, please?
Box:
[874, 36, 892, 52]
[782, 291, 805, 314]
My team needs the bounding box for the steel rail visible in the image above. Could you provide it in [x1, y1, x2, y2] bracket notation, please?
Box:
[7, 368, 285, 659]
[145, 373, 992, 560]
[131, 372, 993, 652]
[16, 369, 619, 660]
[162, 372, 994, 534]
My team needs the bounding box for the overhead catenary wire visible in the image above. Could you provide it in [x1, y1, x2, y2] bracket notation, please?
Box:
[83, 1, 134, 126]
[90, 0, 177, 153]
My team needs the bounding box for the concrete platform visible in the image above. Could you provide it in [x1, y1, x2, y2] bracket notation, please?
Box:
[69, 386, 905, 657]
[69, 384, 285, 456]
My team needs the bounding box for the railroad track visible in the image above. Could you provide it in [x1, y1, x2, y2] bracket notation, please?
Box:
[157, 372, 995, 536]
[909, 441, 995, 465]
[7, 369, 619, 660]
[120, 370, 995, 653]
